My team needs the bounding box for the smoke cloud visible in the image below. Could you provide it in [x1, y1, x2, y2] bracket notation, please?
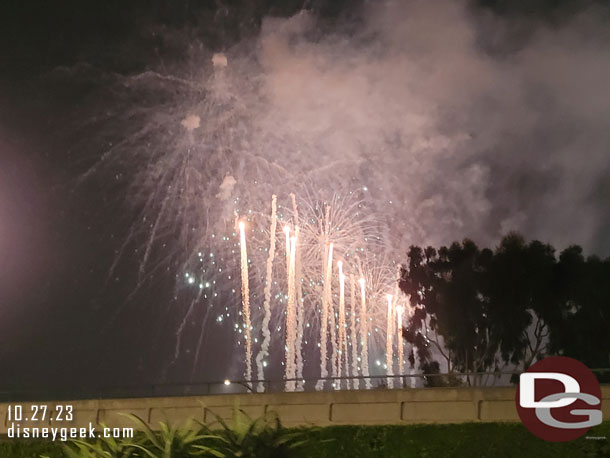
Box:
[27, 0, 610, 258]
[233, 0, 610, 253]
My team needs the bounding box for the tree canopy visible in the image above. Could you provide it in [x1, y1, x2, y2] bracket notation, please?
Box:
[399, 233, 610, 384]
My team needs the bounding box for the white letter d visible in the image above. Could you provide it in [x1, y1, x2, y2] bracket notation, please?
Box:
[520, 372, 580, 408]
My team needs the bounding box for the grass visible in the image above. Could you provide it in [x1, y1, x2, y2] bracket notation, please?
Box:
[291, 422, 610, 458]
[0, 439, 64, 458]
[2, 422, 610, 457]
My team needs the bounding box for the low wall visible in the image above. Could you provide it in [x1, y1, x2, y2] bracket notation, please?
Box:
[2, 385, 610, 432]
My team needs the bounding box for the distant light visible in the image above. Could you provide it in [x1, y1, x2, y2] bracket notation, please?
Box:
[224, 379, 231, 386]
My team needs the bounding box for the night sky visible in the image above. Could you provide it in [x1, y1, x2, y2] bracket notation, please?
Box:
[1, 0, 609, 395]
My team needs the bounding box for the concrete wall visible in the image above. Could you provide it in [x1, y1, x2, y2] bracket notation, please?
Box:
[2, 385, 610, 432]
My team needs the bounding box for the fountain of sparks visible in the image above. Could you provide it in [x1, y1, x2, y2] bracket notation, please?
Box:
[397, 305, 404, 384]
[359, 277, 371, 389]
[255, 195, 277, 391]
[75, 49, 420, 393]
[316, 241, 334, 390]
[385, 293, 394, 389]
[238, 220, 253, 385]
[349, 274, 358, 389]
[284, 233, 298, 391]
[337, 261, 347, 389]
[201, 192, 411, 392]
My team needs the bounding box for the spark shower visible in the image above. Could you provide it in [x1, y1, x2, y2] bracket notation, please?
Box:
[77, 2, 548, 388]
[79, 44, 425, 390]
[231, 192, 412, 391]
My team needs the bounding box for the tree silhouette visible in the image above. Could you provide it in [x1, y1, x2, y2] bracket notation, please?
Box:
[399, 234, 610, 385]
[550, 247, 610, 374]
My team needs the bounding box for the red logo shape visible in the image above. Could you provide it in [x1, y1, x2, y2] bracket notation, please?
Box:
[516, 356, 602, 441]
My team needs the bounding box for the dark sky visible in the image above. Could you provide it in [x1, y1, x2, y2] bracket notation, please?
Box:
[0, 0, 608, 395]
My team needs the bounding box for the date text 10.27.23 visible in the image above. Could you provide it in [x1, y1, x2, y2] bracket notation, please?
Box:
[7, 405, 73, 422]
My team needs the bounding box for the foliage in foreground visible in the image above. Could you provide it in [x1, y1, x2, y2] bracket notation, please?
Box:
[58, 407, 310, 458]
[291, 422, 610, 458]
[2, 420, 610, 458]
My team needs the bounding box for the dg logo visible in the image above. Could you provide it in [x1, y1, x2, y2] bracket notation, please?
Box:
[516, 356, 603, 441]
